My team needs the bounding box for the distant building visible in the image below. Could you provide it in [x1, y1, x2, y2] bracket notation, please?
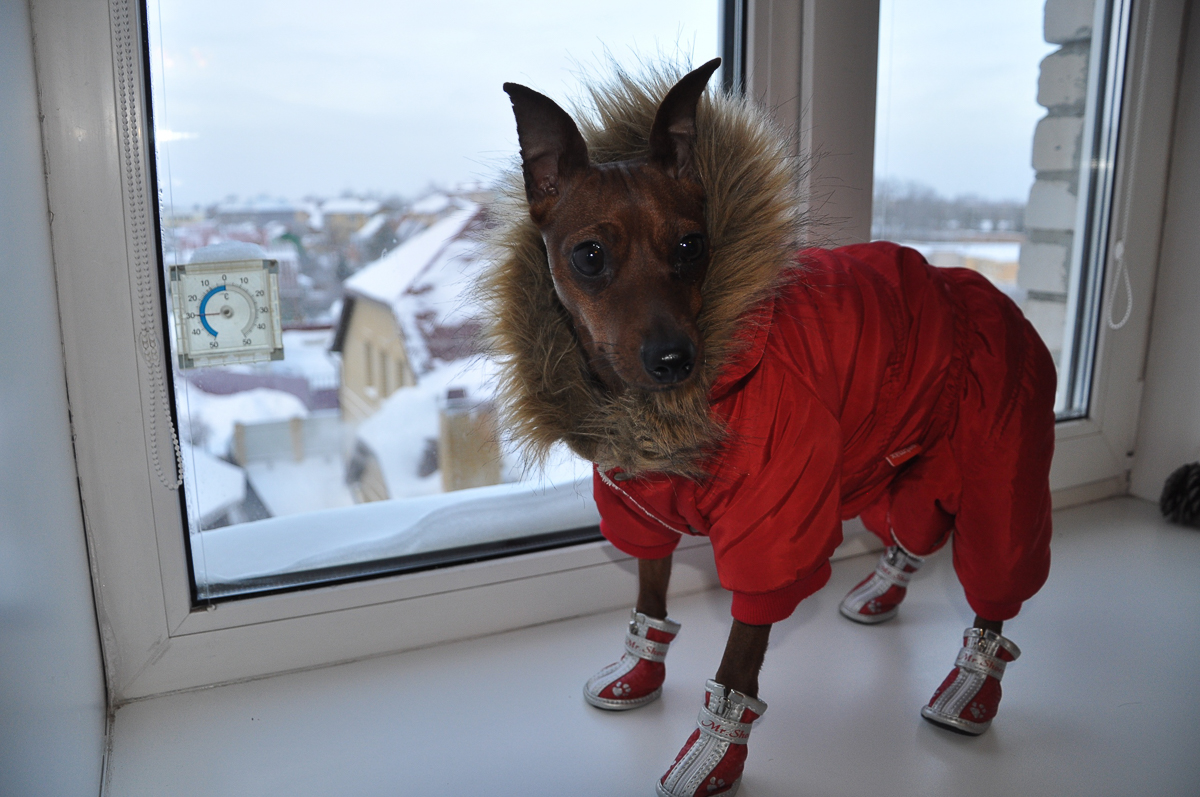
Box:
[331, 203, 487, 424]
[321, 197, 382, 245]
[212, 195, 305, 228]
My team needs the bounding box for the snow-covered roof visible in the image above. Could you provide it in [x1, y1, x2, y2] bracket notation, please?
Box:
[189, 240, 267, 264]
[180, 385, 309, 458]
[352, 212, 389, 242]
[322, 197, 382, 216]
[343, 203, 485, 373]
[213, 195, 297, 214]
[244, 455, 355, 519]
[181, 440, 246, 527]
[410, 193, 454, 215]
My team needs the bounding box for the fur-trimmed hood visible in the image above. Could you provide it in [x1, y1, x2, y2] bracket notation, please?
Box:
[482, 64, 803, 478]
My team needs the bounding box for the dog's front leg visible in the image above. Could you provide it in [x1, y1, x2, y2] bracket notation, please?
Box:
[657, 620, 771, 797]
[715, 620, 771, 698]
[636, 554, 673, 620]
[583, 554, 681, 710]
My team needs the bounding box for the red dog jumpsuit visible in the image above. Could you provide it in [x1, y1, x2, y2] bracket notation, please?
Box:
[594, 242, 1057, 625]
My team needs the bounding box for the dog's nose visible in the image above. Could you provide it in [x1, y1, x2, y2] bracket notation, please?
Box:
[641, 338, 697, 384]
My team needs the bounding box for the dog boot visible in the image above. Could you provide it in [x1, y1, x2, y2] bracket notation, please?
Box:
[584, 610, 681, 710]
[921, 627, 1020, 735]
[839, 545, 924, 624]
[657, 680, 766, 797]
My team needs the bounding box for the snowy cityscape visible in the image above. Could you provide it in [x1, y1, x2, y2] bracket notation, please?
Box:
[165, 185, 597, 593]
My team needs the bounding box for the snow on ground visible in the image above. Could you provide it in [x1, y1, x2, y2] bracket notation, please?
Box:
[180, 384, 309, 457]
[244, 453, 356, 519]
[193, 474, 600, 587]
[189, 350, 597, 586]
[899, 240, 1021, 264]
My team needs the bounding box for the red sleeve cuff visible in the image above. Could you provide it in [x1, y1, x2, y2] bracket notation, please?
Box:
[730, 561, 832, 625]
[600, 518, 680, 560]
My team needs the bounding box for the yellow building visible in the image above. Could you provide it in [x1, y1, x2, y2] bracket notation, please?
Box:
[331, 203, 498, 502]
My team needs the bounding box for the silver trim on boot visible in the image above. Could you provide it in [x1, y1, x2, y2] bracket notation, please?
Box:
[839, 545, 924, 624]
[583, 610, 681, 711]
[921, 628, 1020, 735]
[656, 680, 766, 797]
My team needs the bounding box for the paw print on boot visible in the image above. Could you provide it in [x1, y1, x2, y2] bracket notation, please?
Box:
[610, 680, 630, 697]
[969, 701, 987, 720]
[706, 776, 727, 793]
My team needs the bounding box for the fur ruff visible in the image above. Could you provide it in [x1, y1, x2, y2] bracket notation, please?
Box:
[482, 63, 804, 478]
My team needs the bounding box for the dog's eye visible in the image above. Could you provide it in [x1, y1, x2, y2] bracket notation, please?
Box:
[570, 241, 605, 277]
[676, 234, 706, 264]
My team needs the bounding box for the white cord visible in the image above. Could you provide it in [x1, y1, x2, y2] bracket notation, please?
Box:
[1107, 239, 1133, 330]
[1107, 0, 1153, 333]
[113, 0, 183, 490]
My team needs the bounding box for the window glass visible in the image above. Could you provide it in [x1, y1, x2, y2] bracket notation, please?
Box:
[147, 0, 719, 600]
[873, 0, 1128, 417]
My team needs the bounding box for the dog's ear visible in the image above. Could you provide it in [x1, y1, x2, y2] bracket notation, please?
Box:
[648, 58, 721, 181]
[503, 82, 590, 221]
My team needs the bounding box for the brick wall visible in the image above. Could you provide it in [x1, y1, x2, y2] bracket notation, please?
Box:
[1018, 0, 1097, 365]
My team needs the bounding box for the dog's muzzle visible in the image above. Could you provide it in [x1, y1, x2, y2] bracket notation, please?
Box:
[641, 337, 697, 384]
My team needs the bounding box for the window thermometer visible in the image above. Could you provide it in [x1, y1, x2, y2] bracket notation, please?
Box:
[169, 255, 284, 369]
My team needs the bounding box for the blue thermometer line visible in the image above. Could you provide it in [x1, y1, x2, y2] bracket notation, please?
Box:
[197, 285, 228, 337]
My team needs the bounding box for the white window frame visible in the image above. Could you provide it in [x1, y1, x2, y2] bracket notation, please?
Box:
[31, 0, 1185, 704]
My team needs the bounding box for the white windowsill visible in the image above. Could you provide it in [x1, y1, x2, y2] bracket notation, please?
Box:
[103, 497, 1200, 797]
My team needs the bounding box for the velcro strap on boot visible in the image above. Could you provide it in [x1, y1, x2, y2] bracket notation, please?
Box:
[955, 647, 1007, 680]
[630, 611, 682, 636]
[874, 559, 913, 589]
[624, 632, 671, 662]
[696, 706, 754, 745]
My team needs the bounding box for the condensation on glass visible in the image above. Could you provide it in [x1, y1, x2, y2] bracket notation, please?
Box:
[145, 0, 720, 601]
[872, 0, 1130, 418]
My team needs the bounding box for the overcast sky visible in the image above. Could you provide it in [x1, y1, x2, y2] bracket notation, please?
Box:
[875, 0, 1057, 201]
[148, 0, 1057, 209]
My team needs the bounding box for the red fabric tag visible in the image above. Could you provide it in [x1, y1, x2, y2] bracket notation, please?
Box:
[885, 444, 921, 468]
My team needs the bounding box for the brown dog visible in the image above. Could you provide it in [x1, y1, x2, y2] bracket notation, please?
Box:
[497, 57, 1051, 797]
[504, 58, 772, 795]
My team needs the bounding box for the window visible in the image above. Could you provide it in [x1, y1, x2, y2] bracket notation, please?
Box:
[34, 0, 1181, 701]
[146, 0, 720, 601]
[873, 0, 1131, 419]
[364, 341, 373, 388]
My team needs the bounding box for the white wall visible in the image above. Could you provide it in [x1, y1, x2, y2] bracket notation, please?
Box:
[0, 2, 107, 795]
[1131, 4, 1200, 501]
